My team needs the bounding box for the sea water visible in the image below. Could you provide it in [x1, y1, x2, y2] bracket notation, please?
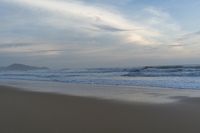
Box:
[0, 66, 200, 90]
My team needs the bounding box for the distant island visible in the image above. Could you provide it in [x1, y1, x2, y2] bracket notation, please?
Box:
[0, 64, 49, 71]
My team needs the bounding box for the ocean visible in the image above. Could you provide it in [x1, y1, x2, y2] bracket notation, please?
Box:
[1, 65, 200, 89]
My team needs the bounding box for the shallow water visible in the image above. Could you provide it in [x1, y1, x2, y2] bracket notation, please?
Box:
[1, 80, 200, 104]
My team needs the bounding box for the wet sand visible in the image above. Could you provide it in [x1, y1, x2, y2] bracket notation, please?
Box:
[1, 85, 200, 133]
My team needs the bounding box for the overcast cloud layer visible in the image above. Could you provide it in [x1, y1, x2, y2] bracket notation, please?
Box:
[1, 0, 200, 68]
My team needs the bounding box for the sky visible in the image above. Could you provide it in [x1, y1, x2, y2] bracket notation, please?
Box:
[1, 0, 200, 68]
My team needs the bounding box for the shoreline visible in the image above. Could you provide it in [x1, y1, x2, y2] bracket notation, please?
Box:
[1, 78, 200, 90]
[1, 85, 200, 132]
[1, 80, 200, 104]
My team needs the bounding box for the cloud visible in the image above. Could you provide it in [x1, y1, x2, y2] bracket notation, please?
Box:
[0, 43, 30, 48]
[0, 41, 61, 55]
[2, 0, 196, 67]
[171, 30, 200, 47]
[92, 24, 139, 32]
[3, 0, 161, 46]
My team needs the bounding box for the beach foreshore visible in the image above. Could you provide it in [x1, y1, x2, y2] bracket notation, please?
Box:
[1, 84, 200, 133]
[1, 80, 200, 104]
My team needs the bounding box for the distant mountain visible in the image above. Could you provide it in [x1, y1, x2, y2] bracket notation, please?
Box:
[0, 64, 49, 71]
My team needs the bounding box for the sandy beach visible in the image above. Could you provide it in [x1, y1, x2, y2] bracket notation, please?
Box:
[1, 0, 200, 132]
[1, 85, 200, 133]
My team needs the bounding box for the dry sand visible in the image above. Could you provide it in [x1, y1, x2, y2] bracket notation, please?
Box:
[1, 85, 200, 133]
